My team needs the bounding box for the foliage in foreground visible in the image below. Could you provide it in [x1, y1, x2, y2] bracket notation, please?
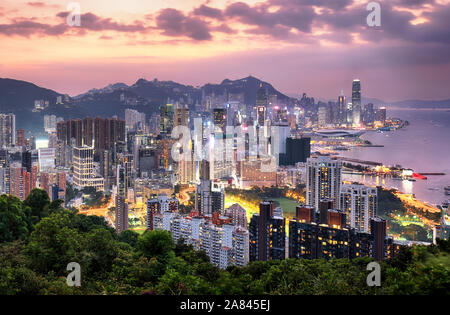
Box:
[0, 189, 449, 295]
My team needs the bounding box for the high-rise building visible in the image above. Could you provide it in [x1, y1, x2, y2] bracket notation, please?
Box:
[224, 203, 247, 228]
[38, 148, 55, 172]
[195, 179, 224, 215]
[352, 79, 361, 126]
[72, 146, 104, 190]
[16, 129, 25, 147]
[256, 106, 266, 127]
[306, 155, 342, 211]
[371, 217, 387, 260]
[0, 113, 15, 148]
[160, 102, 174, 136]
[255, 83, 267, 107]
[125, 108, 146, 132]
[249, 201, 286, 261]
[284, 137, 310, 165]
[340, 183, 378, 233]
[338, 91, 346, 125]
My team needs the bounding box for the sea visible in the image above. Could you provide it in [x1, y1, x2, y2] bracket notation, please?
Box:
[339, 108, 450, 207]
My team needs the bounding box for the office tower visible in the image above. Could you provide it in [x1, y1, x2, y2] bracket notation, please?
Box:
[284, 137, 310, 165]
[115, 164, 128, 233]
[174, 106, 189, 128]
[16, 129, 25, 147]
[0, 113, 15, 148]
[340, 183, 378, 233]
[160, 102, 174, 136]
[195, 179, 224, 215]
[44, 115, 57, 133]
[371, 217, 387, 260]
[352, 79, 361, 126]
[338, 91, 346, 125]
[255, 83, 267, 107]
[318, 104, 328, 127]
[224, 203, 247, 228]
[346, 102, 353, 124]
[38, 148, 55, 172]
[213, 108, 227, 133]
[22, 150, 33, 172]
[249, 201, 286, 261]
[72, 146, 104, 190]
[375, 107, 387, 123]
[138, 146, 157, 177]
[271, 122, 290, 165]
[363, 103, 375, 125]
[256, 106, 266, 127]
[306, 155, 342, 211]
[125, 108, 146, 132]
[39, 170, 66, 201]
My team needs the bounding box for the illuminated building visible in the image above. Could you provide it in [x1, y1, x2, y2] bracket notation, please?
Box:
[249, 201, 286, 261]
[38, 148, 55, 172]
[16, 129, 25, 147]
[256, 106, 266, 127]
[72, 146, 104, 191]
[0, 113, 15, 148]
[338, 91, 346, 125]
[340, 183, 378, 233]
[352, 79, 361, 126]
[306, 155, 342, 211]
[224, 203, 247, 228]
[160, 102, 174, 136]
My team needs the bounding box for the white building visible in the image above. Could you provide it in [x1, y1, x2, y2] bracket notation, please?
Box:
[340, 183, 377, 233]
[38, 148, 55, 172]
[306, 155, 342, 210]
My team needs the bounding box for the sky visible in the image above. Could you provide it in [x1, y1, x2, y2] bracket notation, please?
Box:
[1, 0, 450, 101]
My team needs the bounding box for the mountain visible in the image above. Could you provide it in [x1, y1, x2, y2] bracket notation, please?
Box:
[0, 78, 87, 134]
[202, 75, 293, 105]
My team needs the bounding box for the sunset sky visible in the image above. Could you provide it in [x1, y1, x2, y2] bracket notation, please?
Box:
[1, 0, 450, 101]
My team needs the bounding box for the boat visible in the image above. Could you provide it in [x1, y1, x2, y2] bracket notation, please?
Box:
[412, 173, 427, 180]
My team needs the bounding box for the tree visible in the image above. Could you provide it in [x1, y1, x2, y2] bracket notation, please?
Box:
[137, 230, 174, 259]
[118, 230, 139, 247]
[23, 189, 50, 225]
[0, 195, 32, 243]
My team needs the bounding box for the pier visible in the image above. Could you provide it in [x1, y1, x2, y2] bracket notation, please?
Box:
[338, 157, 382, 166]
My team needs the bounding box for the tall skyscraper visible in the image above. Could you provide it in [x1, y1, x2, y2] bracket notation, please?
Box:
[249, 201, 286, 261]
[0, 113, 15, 148]
[338, 91, 346, 125]
[352, 79, 361, 126]
[371, 217, 387, 260]
[255, 83, 267, 107]
[72, 146, 104, 190]
[340, 183, 378, 233]
[284, 137, 310, 165]
[306, 155, 342, 210]
[115, 164, 128, 233]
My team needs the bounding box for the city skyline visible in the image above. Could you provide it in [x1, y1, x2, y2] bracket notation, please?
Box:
[1, 0, 450, 101]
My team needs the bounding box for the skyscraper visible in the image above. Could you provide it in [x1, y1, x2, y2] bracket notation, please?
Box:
[249, 201, 286, 261]
[340, 183, 378, 233]
[338, 91, 346, 125]
[0, 113, 15, 148]
[352, 79, 361, 126]
[284, 137, 310, 165]
[306, 155, 342, 210]
[72, 146, 104, 190]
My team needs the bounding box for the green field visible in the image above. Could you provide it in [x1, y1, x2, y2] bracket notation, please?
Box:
[271, 198, 299, 218]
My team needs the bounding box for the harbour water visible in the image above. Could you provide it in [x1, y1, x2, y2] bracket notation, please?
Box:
[340, 108, 450, 206]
